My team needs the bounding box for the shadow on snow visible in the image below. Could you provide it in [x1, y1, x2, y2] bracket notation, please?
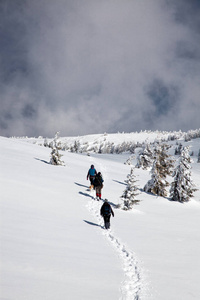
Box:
[35, 157, 49, 164]
[112, 179, 126, 186]
[74, 182, 89, 189]
[79, 191, 94, 199]
[83, 220, 103, 228]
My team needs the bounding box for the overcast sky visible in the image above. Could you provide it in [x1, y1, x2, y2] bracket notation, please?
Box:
[0, 0, 200, 137]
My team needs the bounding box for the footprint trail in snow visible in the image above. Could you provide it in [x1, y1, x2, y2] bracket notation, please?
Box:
[86, 195, 148, 300]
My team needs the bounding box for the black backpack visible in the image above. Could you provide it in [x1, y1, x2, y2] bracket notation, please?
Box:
[94, 174, 102, 187]
[104, 204, 111, 216]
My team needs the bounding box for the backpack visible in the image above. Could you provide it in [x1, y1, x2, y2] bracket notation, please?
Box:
[94, 174, 102, 187]
[104, 204, 111, 216]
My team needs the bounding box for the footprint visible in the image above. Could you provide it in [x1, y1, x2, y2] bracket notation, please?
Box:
[86, 196, 148, 299]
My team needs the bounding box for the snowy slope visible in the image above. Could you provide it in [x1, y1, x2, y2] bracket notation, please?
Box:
[17, 130, 188, 152]
[0, 134, 200, 300]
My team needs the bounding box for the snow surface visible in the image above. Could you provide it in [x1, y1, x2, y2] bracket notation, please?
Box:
[0, 133, 200, 300]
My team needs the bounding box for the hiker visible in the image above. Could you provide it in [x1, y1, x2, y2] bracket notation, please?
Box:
[100, 199, 114, 229]
[93, 172, 104, 200]
[87, 165, 97, 189]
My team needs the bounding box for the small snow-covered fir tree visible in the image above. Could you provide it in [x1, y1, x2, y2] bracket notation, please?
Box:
[44, 138, 48, 147]
[124, 154, 134, 165]
[197, 149, 200, 163]
[144, 143, 174, 197]
[70, 140, 80, 153]
[120, 167, 140, 210]
[174, 143, 182, 155]
[135, 143, 153, 169]
[50, 132, 65, 166]
[170, 146, 197, 202]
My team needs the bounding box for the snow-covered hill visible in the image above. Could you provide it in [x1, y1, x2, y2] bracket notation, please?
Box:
[1, 131, 200, 300]
[14, 129, 200, 155]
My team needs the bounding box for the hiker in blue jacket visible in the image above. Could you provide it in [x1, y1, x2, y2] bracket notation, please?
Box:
[100, 199, 114, 229]
[87, 165, 97, 189]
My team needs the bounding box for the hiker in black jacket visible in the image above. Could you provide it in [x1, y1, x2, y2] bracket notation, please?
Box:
[93, 172, 104, 200]
[100, 199, 114, 229]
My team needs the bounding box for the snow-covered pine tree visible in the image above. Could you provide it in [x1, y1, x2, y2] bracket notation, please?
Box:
[124, 154, 134, 165]
[197, 149, 200, 163]
[135, 143, 153, 169]
[44, 138, 48, 147]
[70, 140, 80, 153]
[144, 143, 174, 197]
[98, 142, 104, 153]
[170, 146, 197, 202]
[50, 132, 65, 166]
[120, 167, 140, 210]
[174, 143, 182, 155]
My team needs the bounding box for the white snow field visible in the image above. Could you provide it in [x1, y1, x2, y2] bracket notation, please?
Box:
[0, 132, 200, 300]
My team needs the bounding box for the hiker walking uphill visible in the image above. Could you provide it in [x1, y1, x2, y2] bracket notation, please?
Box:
[87, 165, 97, 189]
[93, 172, 104, 200]
[100, 200, 114, 229]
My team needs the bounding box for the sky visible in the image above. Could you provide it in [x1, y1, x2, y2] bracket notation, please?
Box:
[0, 0, 200, 137]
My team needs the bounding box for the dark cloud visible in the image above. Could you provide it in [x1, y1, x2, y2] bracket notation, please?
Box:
[22, 104, 37, 119]
[147, 79, 179, 116]
[169, 0, 200, 31]
[0, 0, 200, 137]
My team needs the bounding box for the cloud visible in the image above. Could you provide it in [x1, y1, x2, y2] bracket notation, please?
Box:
[0, 0, 200, 137]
